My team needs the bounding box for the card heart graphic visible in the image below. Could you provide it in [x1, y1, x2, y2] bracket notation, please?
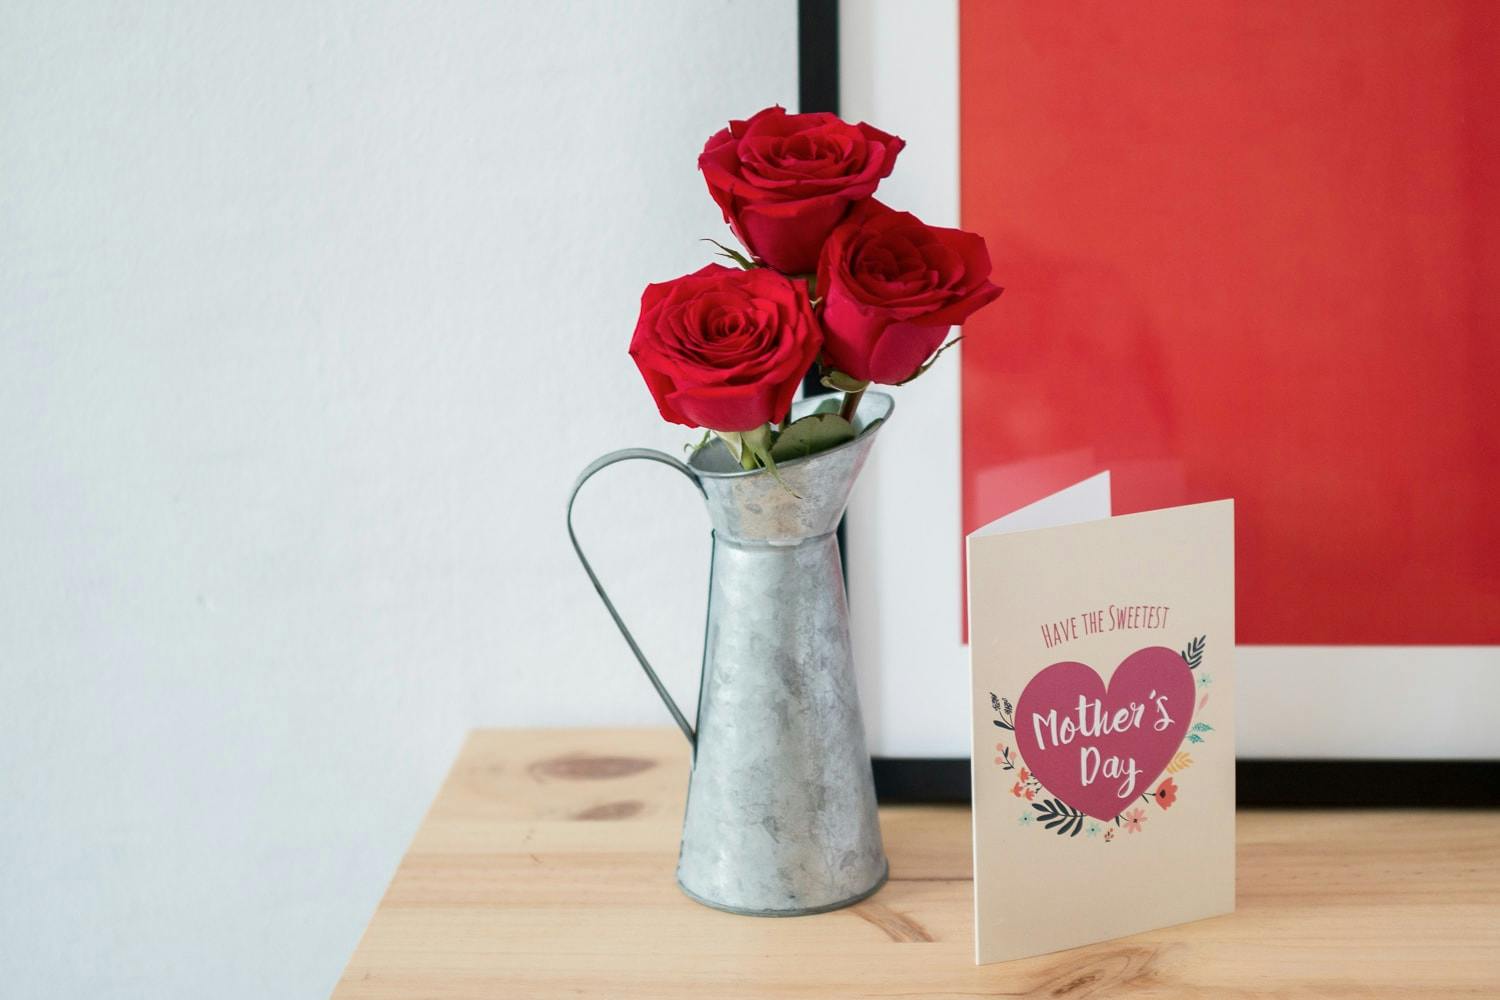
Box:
[1015, 646, 1195, 821]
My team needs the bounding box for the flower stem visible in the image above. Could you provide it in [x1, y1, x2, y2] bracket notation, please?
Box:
[838, 387, 866, 425]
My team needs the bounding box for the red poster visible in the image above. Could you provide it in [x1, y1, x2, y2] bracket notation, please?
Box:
[959, 1, 1500, 644]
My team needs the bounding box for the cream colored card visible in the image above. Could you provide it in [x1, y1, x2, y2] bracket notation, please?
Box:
[968, 496, 1235, 964]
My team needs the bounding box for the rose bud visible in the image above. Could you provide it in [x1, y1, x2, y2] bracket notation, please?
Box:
[816, 200, 1003, 385]
[629, 264, 822, 433]
[699, 106, 905, 275]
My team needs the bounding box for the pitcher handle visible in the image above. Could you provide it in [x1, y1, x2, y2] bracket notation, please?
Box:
[567, 448, 706, 749]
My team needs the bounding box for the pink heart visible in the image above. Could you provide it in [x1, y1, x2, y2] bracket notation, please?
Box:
[1015, 647, 1194, 821]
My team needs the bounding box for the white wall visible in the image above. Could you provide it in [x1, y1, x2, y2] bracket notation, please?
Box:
[0, 3, 796, 997]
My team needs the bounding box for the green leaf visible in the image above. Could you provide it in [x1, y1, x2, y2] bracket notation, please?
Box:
[713, 430, 744, 464]
[685, 429, 712, 455]
[770, 412, 856, 462]
[742, 424, 801, 497]
[1192, 722, 1213, 733]
[700, 238, 757, 270]
[896, 334, 963, 385]
[812, 397, 841, 416]
[1187, 733, 1205, 744]
[819, 369, 870, 394]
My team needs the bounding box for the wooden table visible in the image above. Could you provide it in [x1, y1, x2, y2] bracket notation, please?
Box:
[332, 728, 1500, 998]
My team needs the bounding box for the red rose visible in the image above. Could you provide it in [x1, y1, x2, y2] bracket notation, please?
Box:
[629, 264, 821, 432]
[816, 201, 1003, 384]
[699, 106, 905, 274]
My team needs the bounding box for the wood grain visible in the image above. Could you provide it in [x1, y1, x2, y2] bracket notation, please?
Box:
[332, 728, 1500, 998]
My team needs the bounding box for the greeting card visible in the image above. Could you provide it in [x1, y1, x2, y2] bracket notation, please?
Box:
[967, 478, 1234, 963]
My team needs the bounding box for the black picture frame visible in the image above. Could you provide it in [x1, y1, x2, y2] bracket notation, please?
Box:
[797, 0, 1499, 810]
[872, 758, 1500, 808]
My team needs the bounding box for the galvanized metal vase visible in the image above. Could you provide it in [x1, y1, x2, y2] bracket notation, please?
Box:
[567, 391, 893, 916]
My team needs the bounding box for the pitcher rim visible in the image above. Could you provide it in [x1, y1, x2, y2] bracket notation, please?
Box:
[687, 390, 894, 480]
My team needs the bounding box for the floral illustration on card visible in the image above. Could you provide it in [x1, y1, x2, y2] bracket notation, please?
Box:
[997, 635, 1211, 841]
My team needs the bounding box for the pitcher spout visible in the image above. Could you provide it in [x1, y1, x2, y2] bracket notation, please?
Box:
[688, 392, 894, 546]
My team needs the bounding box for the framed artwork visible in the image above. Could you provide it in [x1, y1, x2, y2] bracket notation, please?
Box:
[813, 0, 1500, 802]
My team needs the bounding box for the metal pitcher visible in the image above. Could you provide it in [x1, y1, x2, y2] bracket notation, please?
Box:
[567, 392, 893, 916]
